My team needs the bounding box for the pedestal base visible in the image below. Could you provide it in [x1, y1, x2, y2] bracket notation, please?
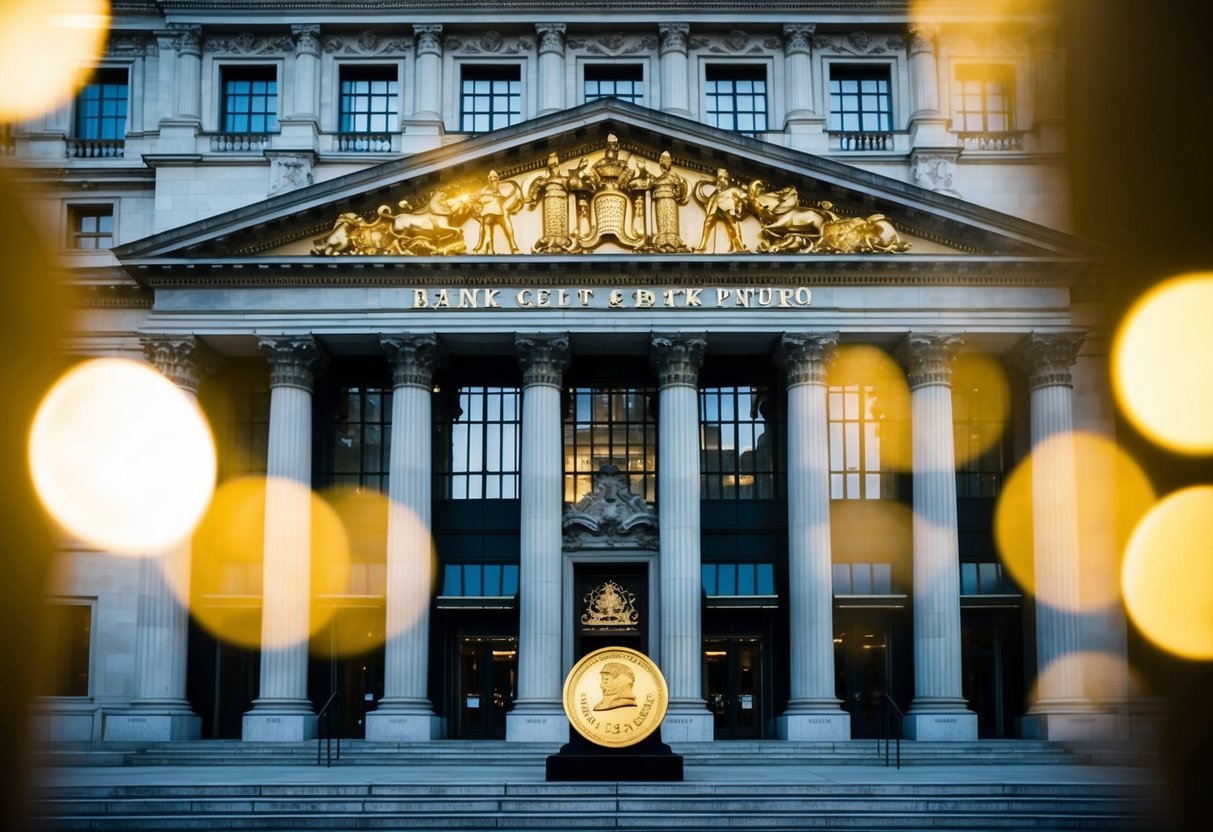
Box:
[242, 709, 317, 742]
[401, 118, 444, 154]
[659, 708, 714, 742]
[777, 711, 851, 741]
[506, 707, 568, 742]
[903, 710, 978, 741]
[104, 709, 200, 742]
[365, 710, 443, 741]
[546, 727, 683, 781]
[1019, 711, 1118, 741]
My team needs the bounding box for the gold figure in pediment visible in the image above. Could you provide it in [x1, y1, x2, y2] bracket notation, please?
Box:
[571, 133, 647, 251]
[632, 151, 690, 253]
[692, 168, 750, 253]
[472, 170, 523, 254]
[524, 153, 577, 253]
[311, 192, 472, 255]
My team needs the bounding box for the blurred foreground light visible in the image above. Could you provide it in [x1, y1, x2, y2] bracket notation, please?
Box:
[0, 0, 111, 123]
[911, 0, 1051, 23]
[1112, 273, 1213, 454]
[950, 352, 1010, 468]
[1029, 651, 1147, 707]
[28, 357, 217, 555]
[995, 432, 1154, 610]
[827, 344, 912, 473]
[1122, 486, 1213, 660]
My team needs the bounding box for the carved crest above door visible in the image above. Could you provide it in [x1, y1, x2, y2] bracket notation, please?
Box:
[562, 464, 658, 550]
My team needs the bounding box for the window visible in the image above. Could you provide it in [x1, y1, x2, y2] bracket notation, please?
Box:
[39, 602, 92, 697]
[960, 562, 1016, 595]
[565, 387, 657, 503]
[704, 64, 768, 134]
[828, 64, 892, 133]
[832, 563, 894, 595]
[700, 387, 779, 499]
[437, 386, 521, 499]
[460, 65, 521, 132]
[66, 205, 114, 250]
[74, 68, 128, 139]
[324, 386, 391, 493]
[584, 64, 644, 105]
[339, 65, 399, 133]
[702, 563, 776, 597]
[225, 384, 270, 478]
[221, 66, 278, 133]
[440, 563, 520, 597]
[828, 384, 894, 499]
[954, 64, 1014, 132]
[953, 381, 1007, 498]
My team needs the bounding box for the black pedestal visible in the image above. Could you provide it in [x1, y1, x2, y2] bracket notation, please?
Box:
[545, 725, 684, 781]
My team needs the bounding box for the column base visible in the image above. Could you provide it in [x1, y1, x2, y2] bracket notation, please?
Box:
[365, 708, 444, 741]
[784, 114, 828, 155]
[401, 117, 445, 154]
[242, 699, 317, 742]
[777, 710, 850, 741]
[104, 703, 200, 742]
[903, 710, 978, 741]
[506, 704, 568, 742]
[1019, 711, 1118, 741]
[909, 117, 954, 149]
[659, 702, 714, 742]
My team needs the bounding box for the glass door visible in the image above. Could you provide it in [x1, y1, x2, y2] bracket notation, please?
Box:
[456, 636, 516, 739]
[833, 615, 890, 739]
[310, 606, 385, 739]
[704, 637, 762, 739]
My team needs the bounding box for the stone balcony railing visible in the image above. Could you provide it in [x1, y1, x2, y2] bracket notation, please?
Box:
[335, 132, 394, 152]
[66, 138, 125, 159]
[209, 133, 271, 153]
[830, 131, 893, 152]
[958, 131, 1024, 151]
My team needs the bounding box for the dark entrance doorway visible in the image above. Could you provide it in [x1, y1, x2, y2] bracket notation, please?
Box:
[573, 563, 648, 659]
[962, 608, 1022, 738]
[455, 636, 516, 739]
[834, 612, 891, 738]
[186, 614, 261, 739]
[309, 606, 385, 739]
[704, 636, 763, 739]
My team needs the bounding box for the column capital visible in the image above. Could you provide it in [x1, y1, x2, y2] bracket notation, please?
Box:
[259, 335, 327, 392]
[381, 334, 445, 389]
[896, 333, 963, 389]
[776, 332, 838, 386]
[291, 24, 321, 56]
[908, 24, 938, 55]
[535, 23, 566, 55]
[414, 24, 443, 56]
[1018, 332, 1085, 390]
[167, 23, 201, 57]
[651, 333, 706, 387]
[516, 333, 570, 387]
[659, 23, 690, 55]
[782, 24, 816, 56]
[140, 335, 220, 395]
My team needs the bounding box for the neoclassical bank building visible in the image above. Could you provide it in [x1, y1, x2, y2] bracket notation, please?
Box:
[11, 1, 1143, 748]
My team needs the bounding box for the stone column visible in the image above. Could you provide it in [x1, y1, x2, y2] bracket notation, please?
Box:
[1019, 333, 1115, 740]
[658, 24, 691, 117]
[897, 333, 977, 740]
[651, 334, 713, 741]
[103, 336, 217, 742]
[782, 25, 827, 153]
[535, 24, 566, 116]
[171, 24, 202, 121]
[1030, 23, 1065, 150]
[243, 336, 326, 742]
[775, 334, 850, 740]
[907, 25, 950, 148]
[153, 30, 179, 125]
[506, 334, 571, 742]
[289, 25, 321, 121]
[404, 24, 445, 151]
[366, 335, 445, 741]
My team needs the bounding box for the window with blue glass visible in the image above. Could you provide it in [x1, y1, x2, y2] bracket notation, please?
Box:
[460, 65, 521, 132]
[584, 64, 644, 104]
[702, 563, 776, 596]
[437, 386, 521, 500]
[74, 68, 127, 139]
[441, 563, 521, 597]
[700, 387, 779, 499]
[960, 562, 1015, 595]
[828, 64, 892, 133]
[325, 386, 392, 493]
[831, 563, 895, 595]
[704, 64, 768, 134]
[221, 66, 278, 133]
[339, 65, 398, 133]
[564, 387, 657, 503]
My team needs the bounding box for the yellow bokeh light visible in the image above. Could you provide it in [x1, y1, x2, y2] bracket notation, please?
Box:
[827, 344, 912, 472]
[1112, 273, 1213, 454]
[911, 0, 1052, 24]
[1122, 486, 1213, 660]
[28, 358, 217, 555]
[181, 476, 351, 650]
[994, 432, 1154, 610]
[0, 0, 111, 123]
[1029, 651, 1148, 708]
[950, 353, 1010, 468]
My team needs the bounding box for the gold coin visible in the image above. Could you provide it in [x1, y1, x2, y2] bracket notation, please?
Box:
[561, 646, 669, 748]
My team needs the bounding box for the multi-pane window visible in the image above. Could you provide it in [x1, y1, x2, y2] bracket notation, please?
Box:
[438, 386, 521, 500]
[828, 64, 892, 133]
[339, 65, 399, 133]
[828, 384, 892, 499]
[460, 65, 522, 132]
[74, 68, 128, 139]
[325, 387, 392, 493]
[221, 66, 278, 133]
[225, 385, 270, 478]
[584, 64, 644, 104]
[702, 563, 776, 596]
[832, 563, 895, 595]
[440, 563, 521, 597]
[39, 602, 92, 697]
[953, 64, 1014, 132]
[953, 384, 1007, 498]
[960, 562, 1016, 595]
[66, 205, 114, 250]
[704, 64, 768, 134]
[700, 387, 779, 499]
[564, 388, 657, 503]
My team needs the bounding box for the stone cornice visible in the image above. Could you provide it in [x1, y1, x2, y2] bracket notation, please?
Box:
[896, 332, 963, 389]
[380, 333, 445, 388]
[259, 335, 328, 391]
[776, 332, 838, 386]
[140, 335, 221, 394]
[651, 333, 705, 387]
[1018, 332, 1084, 390]
[515, 332, 570, 387]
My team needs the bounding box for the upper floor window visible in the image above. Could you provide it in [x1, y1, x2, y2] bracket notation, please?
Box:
[339, 65, 399, 133]
[436, 386, 521, 500]
[224, 384, 270, 479]
[584, 64, 644, 105]
[74, 68, 127, 139]
[66, 204, 114, 250]
[221, 66, 278, 133]
[700, 387, 779, 499]
[565, 387, 657, 504]
[828, 64, 892, 134]
[828, 384, 894, 499]
[324, 386, 392, 493]
[952, 366, 1009, 498]
[954, 64, 1014, 132]
[460, 65, 521, 132]
[704, 64, 768, 134]
[38, 601, 92, 697]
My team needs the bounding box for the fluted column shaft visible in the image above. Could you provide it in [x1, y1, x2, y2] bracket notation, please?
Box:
[536, 24, 566, 116]
[783, 25, 816, 118]
[171, 25, 201, 121]
[658, 25, 691, 116]
[907, 26, 940, 119]
[290, 25, 321, 120]
[413, 25, 444, 121]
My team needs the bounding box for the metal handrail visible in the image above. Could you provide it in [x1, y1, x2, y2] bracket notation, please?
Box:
[877, 692, 903, 769]
[316, 691, 341, 767]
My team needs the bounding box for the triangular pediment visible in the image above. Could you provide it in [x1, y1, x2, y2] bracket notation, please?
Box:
[115, 99, 1090, 277]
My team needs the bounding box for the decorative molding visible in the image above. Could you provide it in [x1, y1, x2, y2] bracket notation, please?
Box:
[204, 32, 294, 55]
[650, 333, 705, 387]
[814, 31, 904, 55]
[140, 335, 221, 394]
[259, 335, 327, 392]
[776, 332, 838, 386]
[323, 31, 411, 55]
[658, 23, 689, 55]
[580, 579, 641, 626]
[535, 23, 566, 55]
[267, 152, 314, 196]
[782, 24, 815, 56]
[563, 465, 659, 552]
[908, 24, 937, 55]
[380, 334, 445, 388]
[567, 32, 658, 56]
[414, 24, 442, 55]
[896, 333, 963, 389]
[689, 30, 770, 55]
[168, 24, 201, 57]
[1018, 332, 1085, 390]
[107, 36, 156, 57]
[515, 332, 570, 387]
[290, 24, 321, 56]
[446, 30, 533, 55]
[911, 152, 962, 198]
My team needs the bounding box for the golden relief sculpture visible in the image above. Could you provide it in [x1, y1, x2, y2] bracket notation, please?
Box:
[562, 646, 669, 748]
[311, 136, 911, 256]
[581, 579, 639, 627]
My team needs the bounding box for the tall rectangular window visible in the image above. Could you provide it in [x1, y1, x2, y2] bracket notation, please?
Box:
[438, 386, 521, 499]
[584, 64, 644, 105]
[828, 384, 892, 499]
[564, 388, 657, 503]
[325, 387, 392, 493]
[39, 602, 92, 697]
[828, 64, 892, 133]
[700, 387, 779, 499]
[704, 64, 768, 134]
[953, 381, 1008, 498]
[226, 385, 270, 478]
[339, 65, 399, 133]
[460, 65, 521, 132]
[221, 66, 278, 133]
[954, 64, 1014, 132]
[66, 205, 114, 250]
[74, 68, 128, 139]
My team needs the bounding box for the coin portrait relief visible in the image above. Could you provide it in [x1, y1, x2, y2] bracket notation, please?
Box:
[562, 646, 669, 748]
[594, 662, 638, 711]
